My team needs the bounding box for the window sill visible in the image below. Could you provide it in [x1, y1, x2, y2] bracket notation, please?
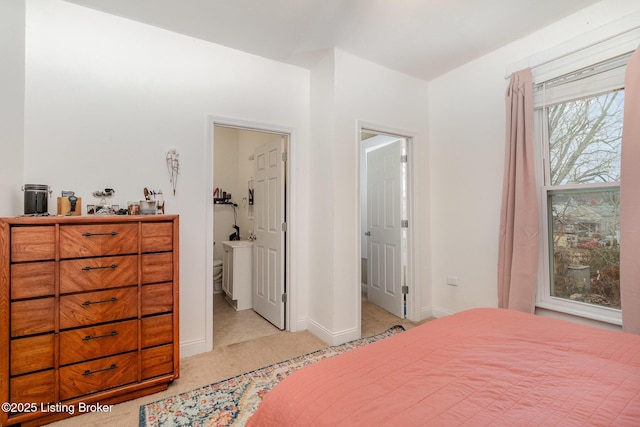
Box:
[536, 299, 622, 329]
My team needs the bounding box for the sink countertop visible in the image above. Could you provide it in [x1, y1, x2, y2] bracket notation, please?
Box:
[222, 240, 254, 248]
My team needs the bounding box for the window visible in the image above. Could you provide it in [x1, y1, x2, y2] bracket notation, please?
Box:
[534, 54, 629, 323]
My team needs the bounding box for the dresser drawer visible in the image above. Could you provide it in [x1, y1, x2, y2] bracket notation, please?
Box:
[60, 255, 138, 293]
[10, 334, 55, 376]
[11, 298, 55, 337]
[1, 215, 179, 425]
[59, 352, 138, 401]
[142, 252, 173, 283]
[11, 261, 55, 299]
[141, 314, 173, 348]
[11, 226, 55, 262]
[142, 282, 173, 315]
[142, 222, 174, 253]
[59, 319, 138, 366]
[142, 344, 174, 380]
[10, 370, 56, 405]
[59, 223, 138, 258]
[59, 287, 138, 329]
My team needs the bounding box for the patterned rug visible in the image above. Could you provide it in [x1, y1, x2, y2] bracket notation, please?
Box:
[139, 325, 405, 426]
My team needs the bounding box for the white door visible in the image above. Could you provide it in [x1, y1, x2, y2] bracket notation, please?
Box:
[253, 138, 285, 329]
[367, 140, 404, 317]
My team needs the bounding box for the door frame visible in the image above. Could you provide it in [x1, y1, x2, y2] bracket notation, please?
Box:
[358, 122, 418, 324]
[205, 115, 295, 352]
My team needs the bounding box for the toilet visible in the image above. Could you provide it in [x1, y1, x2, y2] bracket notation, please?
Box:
[213, 259, 223, 292]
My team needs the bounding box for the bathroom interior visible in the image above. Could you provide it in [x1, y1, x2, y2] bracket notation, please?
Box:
[212, 125, 282, 347]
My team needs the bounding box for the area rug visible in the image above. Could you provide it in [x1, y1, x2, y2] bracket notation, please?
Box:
[139, 325, 405, 426]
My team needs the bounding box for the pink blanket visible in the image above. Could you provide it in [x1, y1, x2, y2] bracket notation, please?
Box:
[248, 308, 640, 426]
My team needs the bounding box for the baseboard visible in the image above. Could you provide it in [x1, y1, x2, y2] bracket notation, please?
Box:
[305, 318, 360, 346]
[180, 338, 208, 358]
[293, 317, 307, 333]
[430, 306, 455, 319]
[418, 306, 434, 320]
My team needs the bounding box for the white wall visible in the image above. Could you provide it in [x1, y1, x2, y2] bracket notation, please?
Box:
[307, 50, 430, 343]
[213, 126, 239, 261]
[306, 51, 337, 336]
[22, 0, 310, 357]
[0, 0, 25, 217]
[428, 0, 640, 317]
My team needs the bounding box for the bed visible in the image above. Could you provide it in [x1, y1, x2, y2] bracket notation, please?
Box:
[248, 308, 640, 426]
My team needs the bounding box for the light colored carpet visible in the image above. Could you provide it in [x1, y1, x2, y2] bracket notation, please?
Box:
[47, 293, 428, 426]
[139, 326, 406, 426]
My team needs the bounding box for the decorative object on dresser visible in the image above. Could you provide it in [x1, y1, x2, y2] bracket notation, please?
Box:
[0, 214, 180, 426]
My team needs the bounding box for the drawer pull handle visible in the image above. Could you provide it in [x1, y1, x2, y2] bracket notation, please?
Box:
[82, 364, 117, 376]
[82, 231, 118, 237]
[82, 264, 117, 271]
[82, 297, 117, 306]
[83, 331, 118, 341]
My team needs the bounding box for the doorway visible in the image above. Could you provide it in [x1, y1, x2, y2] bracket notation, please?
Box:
[360, 128, 410, 320]
[206, 118, 291, 351]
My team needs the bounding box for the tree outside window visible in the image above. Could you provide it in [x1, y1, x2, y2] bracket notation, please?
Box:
[545, 90, 623, 309]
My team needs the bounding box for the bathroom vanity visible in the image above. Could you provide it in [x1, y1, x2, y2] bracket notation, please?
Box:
[221, 240, 253, 310]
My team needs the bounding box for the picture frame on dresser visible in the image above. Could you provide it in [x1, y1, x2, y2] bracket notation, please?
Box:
[0, 214, 180, 426]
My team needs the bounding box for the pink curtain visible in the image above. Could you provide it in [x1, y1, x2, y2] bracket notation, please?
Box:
[498, 68, 539, 313]
[620, 46, 640, 334]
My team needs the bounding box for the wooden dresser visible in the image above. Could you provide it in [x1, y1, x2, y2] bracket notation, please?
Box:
[0, 215, 179, 426]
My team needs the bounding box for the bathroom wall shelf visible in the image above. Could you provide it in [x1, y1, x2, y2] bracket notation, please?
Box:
[214, 198, 234, 204]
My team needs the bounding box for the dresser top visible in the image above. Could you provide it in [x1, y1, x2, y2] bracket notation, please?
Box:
[0, 214, 178, 225]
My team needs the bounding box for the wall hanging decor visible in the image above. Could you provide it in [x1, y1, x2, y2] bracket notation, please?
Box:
[166, 148, 180, 195]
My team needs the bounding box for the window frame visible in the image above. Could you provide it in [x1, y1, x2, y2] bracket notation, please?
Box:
[537, 183, 622, 325]
[534, 59, 626, 326]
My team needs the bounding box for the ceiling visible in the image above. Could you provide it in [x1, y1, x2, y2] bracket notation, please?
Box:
[65, 0, 602, 81]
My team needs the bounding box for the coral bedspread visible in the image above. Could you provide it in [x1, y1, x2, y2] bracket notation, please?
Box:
[248, 308, 640, 426]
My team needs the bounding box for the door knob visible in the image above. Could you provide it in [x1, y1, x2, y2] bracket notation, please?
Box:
[365, 231, 371, 236]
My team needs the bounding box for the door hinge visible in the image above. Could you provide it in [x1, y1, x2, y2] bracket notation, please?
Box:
[282, 293, 287, 303]
[402, 285, 409, 294]
[282, 222, 287, 232]
[282, 152, 288, 162]
[401, 220, 408, 228]
[401, 154, 408, 163]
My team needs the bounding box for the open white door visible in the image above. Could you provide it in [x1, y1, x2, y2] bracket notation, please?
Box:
[367, 139, 405, 317]
[253, 138, 285, 329]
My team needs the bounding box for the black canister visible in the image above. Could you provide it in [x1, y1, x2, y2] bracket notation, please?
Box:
[23, 184, 51, 215]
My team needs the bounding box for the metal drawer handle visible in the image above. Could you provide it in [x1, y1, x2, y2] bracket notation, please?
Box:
[82, 264, 117, 271]
[82, 231, 118, 237]
[83, 331, 118, 341]
[82, 364, 117, 376]
[82, 297, 117, 306]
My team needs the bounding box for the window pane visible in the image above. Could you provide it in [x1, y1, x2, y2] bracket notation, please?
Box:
[547, 91, 624, 185]
[549, 189, 620, 309]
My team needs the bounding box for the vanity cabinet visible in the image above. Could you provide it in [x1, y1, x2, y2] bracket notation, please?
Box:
[221, 241, 253, 310]
[0, 215, 179, 426]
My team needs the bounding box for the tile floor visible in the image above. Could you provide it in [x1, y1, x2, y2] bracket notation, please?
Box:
[213, 292, 281, 348]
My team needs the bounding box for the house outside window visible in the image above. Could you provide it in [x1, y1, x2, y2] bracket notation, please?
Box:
[534, 52, 630, 324]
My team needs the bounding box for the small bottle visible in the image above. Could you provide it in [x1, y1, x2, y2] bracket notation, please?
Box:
[156, 190, 164, 214]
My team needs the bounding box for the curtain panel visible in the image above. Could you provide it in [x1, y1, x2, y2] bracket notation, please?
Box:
[620, 45, 640, 334]
[498, 69, 540, 313]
